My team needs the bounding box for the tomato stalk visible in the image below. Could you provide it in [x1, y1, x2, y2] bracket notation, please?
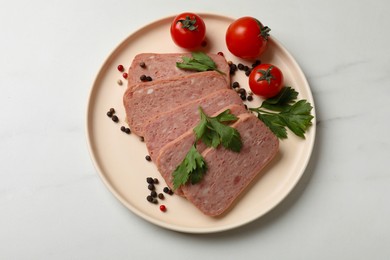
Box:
[257, 65, 275, 84]
[255, 18, 271, 40]
[177, 16, 198, 31]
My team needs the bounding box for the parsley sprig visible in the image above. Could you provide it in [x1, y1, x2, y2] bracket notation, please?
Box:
[176, 52, 225, 75]
[194, 107, 242, 152]
[173, 144, 207, 189]
[172, 108, 241, 189]
[250, 87, 314, 139]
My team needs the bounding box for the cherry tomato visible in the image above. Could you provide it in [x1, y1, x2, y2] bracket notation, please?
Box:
[226, 17, 271, 59]
[170, 13, 206, 49]
[249, 64, 284, 98]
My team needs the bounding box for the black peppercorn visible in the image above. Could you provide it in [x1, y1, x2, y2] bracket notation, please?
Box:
[112, 115, 119, 122]
[139, 62, 146, 68]
[151, 191, 157, 198]
[247, 95, 253, 101]
[148, 184, 155, 190]
[140, 75, 147, 81]
[145, 155, 151, 161]
[146, 177, 154, 184]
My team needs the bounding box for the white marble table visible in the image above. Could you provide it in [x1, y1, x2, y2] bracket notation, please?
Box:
[1, 0, 389, 259]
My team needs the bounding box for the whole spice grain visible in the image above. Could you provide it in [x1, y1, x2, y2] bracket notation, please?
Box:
[117, 64, 124, 72]
[112, 115, 119, 123]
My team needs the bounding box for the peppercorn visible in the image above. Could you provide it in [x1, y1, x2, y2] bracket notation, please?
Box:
[146, 195, 153, 202]
[240, 94, 247, 101]
[238, 88, 246, 95]
[120, 126, 126, 132]
[148, 184, 155, 190]
[124, 128, 131, 134]
[229, 63, 237, 73]
[107, 111, 113, 117]
[117, 65, 124, 72]
[112, 115, 119, 123]
[145, 155, 151, 161]
[247, 95, 253, 101]
[252, 60, 261, 67]
[122, 72, 128, 79]
[153, 178, 159, 184]
[245, 69, 252, 76]
[163, 187, 170, 194]
[244, 65, 250, 71]
[140, 136, 144, 142]
[139, 62, 146, 68]
[109, 108, 115, 113]
[237, 63, 245, 70]
[151, 191, 157, 198]
[232, 82, 239, 89]
[146, 76, 152, 81]
[140, 75, 147, 81]
[146, 177, 154, 184]
[159, 205, 167, 212]
[158, 193, 164, 200]
[117, 79, 123, 86]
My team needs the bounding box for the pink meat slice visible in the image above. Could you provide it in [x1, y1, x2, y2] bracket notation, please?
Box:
[155, 105, 249, 196]
[181, 113, 279, 217]
[126, 53, 230, 89]
[143, 89, 246, 162]
[123, 71, 228, 136]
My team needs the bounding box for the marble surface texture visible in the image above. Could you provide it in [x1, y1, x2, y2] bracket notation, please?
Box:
[1, 0, 389, 259]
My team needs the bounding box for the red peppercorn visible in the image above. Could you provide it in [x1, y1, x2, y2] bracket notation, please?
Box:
[117, 65, 124, 72]
[159, 205, 166, 212]
[122, 72, 128, 79]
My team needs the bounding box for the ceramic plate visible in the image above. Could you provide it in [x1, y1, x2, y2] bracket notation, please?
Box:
[86, 13, 316, 233]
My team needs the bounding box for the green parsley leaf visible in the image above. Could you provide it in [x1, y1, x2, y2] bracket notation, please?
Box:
[172, 145, 207, 190]
[257, 113, 288, 139]
[176, 52, 225, 75]
[278, 100, 314, 138]
[195, 107, 242, 152]
[250, 86, 314, 139]
[261, 86, 298, 111]
[172, 107, 243, 189]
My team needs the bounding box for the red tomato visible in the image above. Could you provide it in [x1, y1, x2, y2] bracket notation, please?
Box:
[249, 64, 284, 98]
[170, 13, 206, 49]
[226, 17, 270, 59]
